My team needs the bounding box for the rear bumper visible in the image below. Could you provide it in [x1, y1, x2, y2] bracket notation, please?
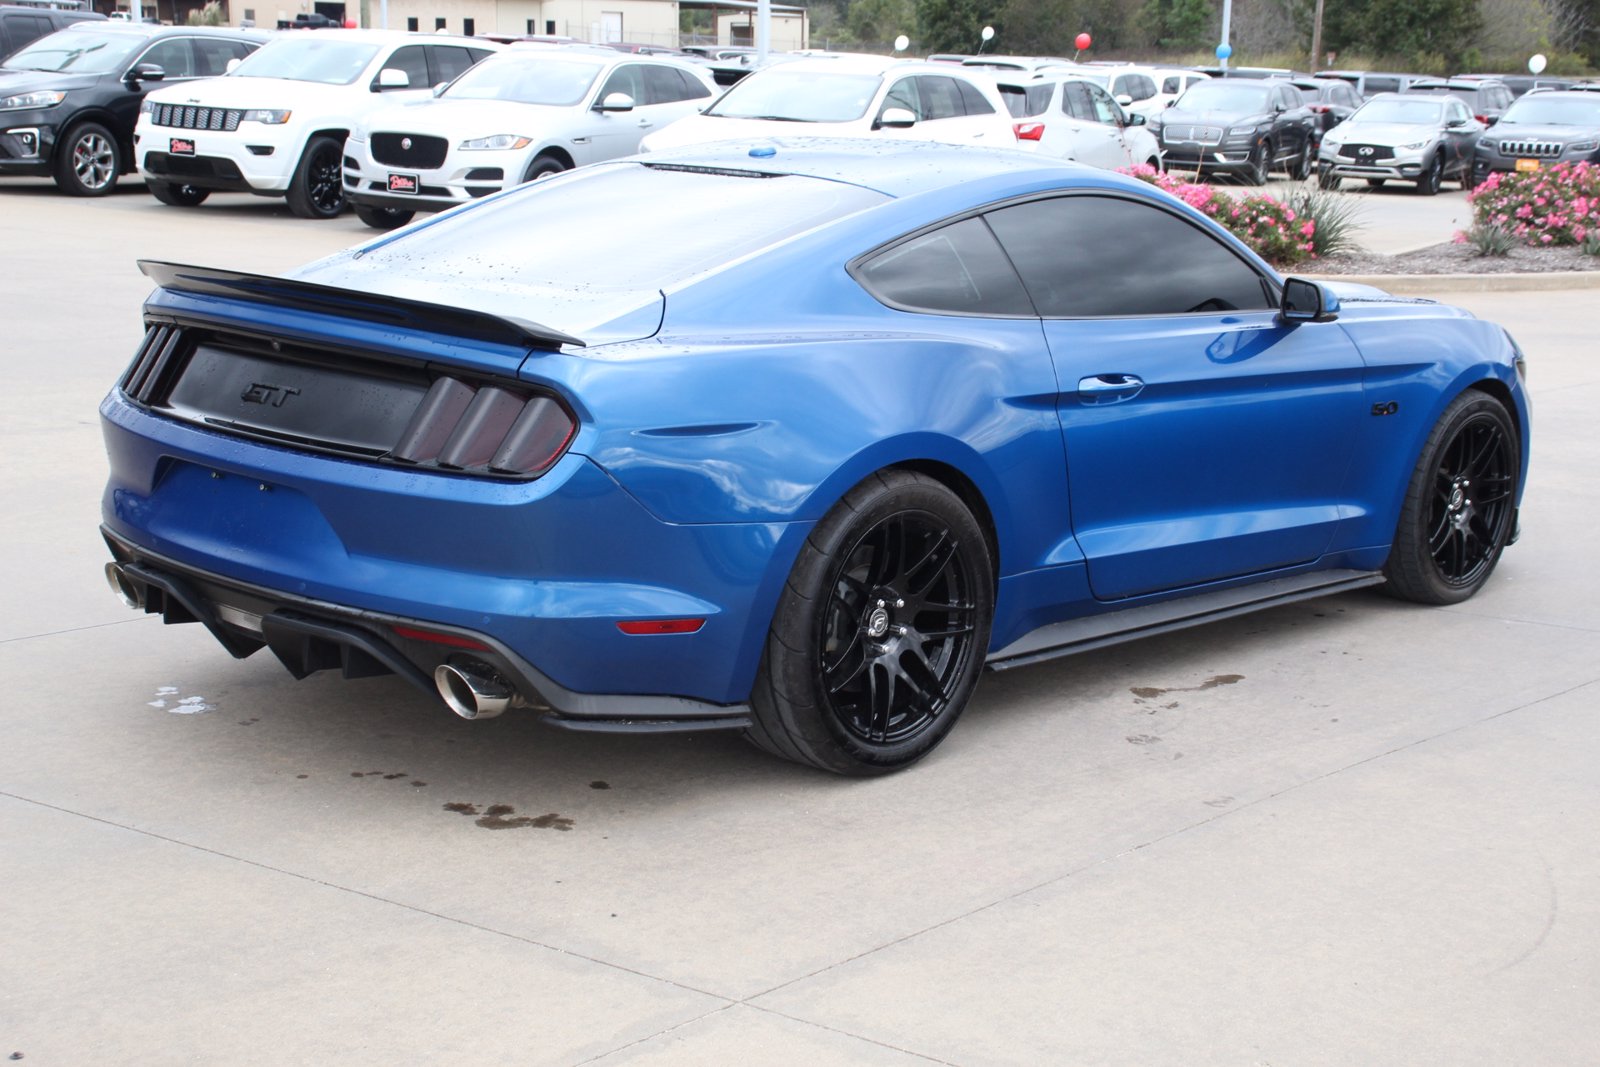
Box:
[100, 388, 802, 713]
[102, 531, 753, 732]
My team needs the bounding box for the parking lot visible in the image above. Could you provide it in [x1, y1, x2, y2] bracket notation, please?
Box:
[2, 177, 1597, 1064]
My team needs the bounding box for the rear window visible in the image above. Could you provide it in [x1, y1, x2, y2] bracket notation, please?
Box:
[296, 163, 888, 331]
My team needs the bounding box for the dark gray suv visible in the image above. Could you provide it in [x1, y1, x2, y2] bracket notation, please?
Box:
[1470, 90, 1600, 183]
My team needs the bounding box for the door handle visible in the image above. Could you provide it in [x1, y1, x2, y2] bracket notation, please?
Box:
[1078, 373, 1144, 403]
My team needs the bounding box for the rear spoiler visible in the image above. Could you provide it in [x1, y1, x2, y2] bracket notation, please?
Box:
[138, 260, 586, 351]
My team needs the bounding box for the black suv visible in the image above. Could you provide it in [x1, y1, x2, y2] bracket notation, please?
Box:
[0, 3, 103, 62]
[1151, 77, 1318, 184]
[1405, 78, 1515, 125]
[1471, 90, 1600, 183]
[0, 21, 261, 195]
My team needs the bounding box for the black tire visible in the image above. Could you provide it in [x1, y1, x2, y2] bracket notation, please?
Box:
[53, 121, 120, 196]
[1286, 141, 1312, 180]
[746, 470, 995, 775]
[286, 134, 346, 219]
[1462, 162, 1483, 191]
[1245, 141, 1270, 186]
[1318, 167, 1342, 191]
[1415, 154, 1443, 196]
[354, 203, 415, 229]
[146, 180, 209, 207]
[1366, 178, 1387, 188]
[1383, 391, 1519, 605]
[521, 154, 567, 183]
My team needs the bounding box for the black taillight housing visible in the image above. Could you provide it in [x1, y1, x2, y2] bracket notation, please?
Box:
[391, 376, 575, 477]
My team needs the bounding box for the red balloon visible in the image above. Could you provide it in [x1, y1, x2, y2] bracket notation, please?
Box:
[343, 17, 357, 27]
[1075, 32, 1092, 50]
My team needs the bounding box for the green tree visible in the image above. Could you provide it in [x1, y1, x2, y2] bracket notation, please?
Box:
[848, 0, 918, 47]
[916, 0, 990, 54]
[1146, 0, 1214, 50]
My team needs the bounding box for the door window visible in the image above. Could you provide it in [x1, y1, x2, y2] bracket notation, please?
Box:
[985, 195, 1273, 317]
[427, 45, 477, 85]
[954, 78, 996, 115]
[598, 64, 646, 104]
[135, 39, 195, 79]
[1083, 83, 1121, 124]
[914, 76, 966, 121]
[379, 45, 429, 89]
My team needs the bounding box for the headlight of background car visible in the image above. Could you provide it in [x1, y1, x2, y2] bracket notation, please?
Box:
[240, 109, 292, 124]
[0, 90, 65, 111]
[1227, 125, 1259, 138]
[1568, 140, 1598, 153]
[459, 134, 532, 151]
[1397, 140, 1427, 151]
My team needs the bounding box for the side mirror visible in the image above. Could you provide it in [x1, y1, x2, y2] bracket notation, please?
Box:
[1126, 112, 1146, 126]
[1166, 98, 1177, 107]
[876, 106, 917, 129]
[595, 91, 635, 112]
[126, 63, 165, 84]
[225, 57, 242, 73]
[376, 67, 410, 90]
[1115, 93, 1133, 106]
[1279, 277, 1339, 324]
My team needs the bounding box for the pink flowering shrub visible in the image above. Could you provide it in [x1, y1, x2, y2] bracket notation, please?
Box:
[1468, 162, 1600, 246]
[1120, 164, 1316, 267]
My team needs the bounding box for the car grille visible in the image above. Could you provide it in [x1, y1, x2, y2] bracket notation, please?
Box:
[1162, 125, 1222, 145]
[120, 324, 574, 479]
[1494, 139, 1563, 158]
[149, 104, 244, 132]
[1338, 143, 1395, 160]
[371, 133, 449, 169]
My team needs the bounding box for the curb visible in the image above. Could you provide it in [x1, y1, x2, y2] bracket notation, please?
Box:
[1305, 271, 1600, 294]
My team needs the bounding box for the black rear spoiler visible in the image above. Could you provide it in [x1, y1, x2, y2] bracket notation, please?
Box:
[138, 260, 586, 351]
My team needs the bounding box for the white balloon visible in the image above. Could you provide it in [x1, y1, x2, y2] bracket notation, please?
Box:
[981, 25, 995, 41]
[1529, 53, 1548, 74]
[894, 34, 909, 51]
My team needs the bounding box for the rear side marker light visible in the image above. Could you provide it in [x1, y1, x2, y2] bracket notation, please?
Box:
[392, 625, 492, 651]
[1014, 122, 1045, 141]
[617, 619, 705, 635]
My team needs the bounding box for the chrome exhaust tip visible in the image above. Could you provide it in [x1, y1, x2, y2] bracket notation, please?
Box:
[104, 562, 143, 610]
[434, 661, 513, 720]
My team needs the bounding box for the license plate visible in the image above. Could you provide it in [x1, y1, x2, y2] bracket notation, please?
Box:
[387, 172, 419, 194]
[169, 137, 196, 156]
[1515, 158, 1541, 172]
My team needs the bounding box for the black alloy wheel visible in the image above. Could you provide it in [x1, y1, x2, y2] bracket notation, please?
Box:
[1318, 166, 1342, 190]
[1287, 140, 1312, 181]
[1415, 154, 1443, 196]
[286, 134, 346, 219]
[521, 155, 567, 183]
[1384, 392, 1519, 604]
[1246, 141, 1271, 186]
[747, 471, 994, 774]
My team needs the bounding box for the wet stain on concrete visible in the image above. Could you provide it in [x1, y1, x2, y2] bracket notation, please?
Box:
[1126, 733, 1162, 745]
[1131, 674, 1245, 700]
[589, 781, 611, 790]
[443, 801, 573, 831]
[1204, 796, 1235, 808]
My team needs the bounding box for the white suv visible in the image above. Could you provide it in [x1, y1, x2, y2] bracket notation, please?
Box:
[134, 30, 499, 217]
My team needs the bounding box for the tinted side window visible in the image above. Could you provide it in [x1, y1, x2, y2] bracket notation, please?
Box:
[380, 45, 429, 89]
[137, 39, 195, 78]
[5, 13, 53, 49]
[1060, 82, 1093, 120]
[881, 77, 920, 119]
[854, 217, 1034, 316]
[1127, 74, 1156, 100]
[986, 196, 1272, 317]
[1084, 83, 1120, 124]
[674, 67, 711, 100]
[428, 45, 476, 85]
[916, 76, 966, 121]
[955, 77, 996, 115]
[1162, 75, 1182, 94]
[598, 64, 646, 102]
[1366, 76, 1399, 94]
[193, 38, 243, 77]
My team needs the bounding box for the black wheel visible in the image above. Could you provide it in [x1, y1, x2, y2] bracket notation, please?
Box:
[53, 122, 119, 196]
[521, 154, 567, 183]
[1462, 162, 1483, 191]
[146, 180, 209, 207]
[1317, 166, 1342, 191]
[746, 470, 995, 775]
[1415, 154, 1443, 196]
[286, 134, 346, 219]
[354, 203, 414, 229]
[1287, 141, 1312, 180]
[1384, 392, 1519, 605]
[1245, 141, 1270, 186]
[1366, 178, 1387, 188]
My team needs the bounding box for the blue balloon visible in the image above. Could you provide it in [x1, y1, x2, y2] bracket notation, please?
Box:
[1215, 43, 1232, 59]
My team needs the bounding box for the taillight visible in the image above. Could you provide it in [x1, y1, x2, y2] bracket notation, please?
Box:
[1310, 104, 1329, 113]
[1476, 114, 1489, 124]
[1014, 121, 1045, 141]
[391, 376, 576, 477]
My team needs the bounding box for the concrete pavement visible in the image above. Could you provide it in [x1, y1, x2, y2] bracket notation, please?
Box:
[2, 179, 1596, 1065]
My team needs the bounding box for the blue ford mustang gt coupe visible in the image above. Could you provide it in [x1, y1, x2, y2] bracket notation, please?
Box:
[99, 139, 1529, 774]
